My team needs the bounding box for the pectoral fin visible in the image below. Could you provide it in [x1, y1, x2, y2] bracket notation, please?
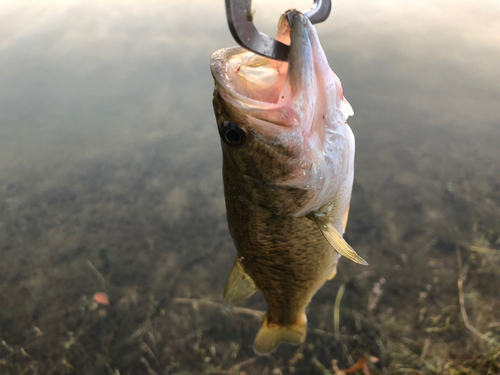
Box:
[343, 202, 350, 234]
[223, 259, 258, 308]
[328, 264, 338, 280]
[309, 213, 368, 266]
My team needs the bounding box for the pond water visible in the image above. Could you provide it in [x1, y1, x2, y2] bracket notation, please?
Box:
[0, 0, 499, 374]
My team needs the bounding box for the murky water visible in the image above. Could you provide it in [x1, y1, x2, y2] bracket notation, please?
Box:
[0, 1, 499, 374]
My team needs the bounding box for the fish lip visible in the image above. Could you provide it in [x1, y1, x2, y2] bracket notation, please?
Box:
[284, 8, 304, 27]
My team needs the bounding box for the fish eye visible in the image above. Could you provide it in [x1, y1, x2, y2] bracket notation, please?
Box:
[219, 121, 247, 147]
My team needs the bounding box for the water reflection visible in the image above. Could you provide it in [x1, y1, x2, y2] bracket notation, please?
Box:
[0, 0, 499, 373]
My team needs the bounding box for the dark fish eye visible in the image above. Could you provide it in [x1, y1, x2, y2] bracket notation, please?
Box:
[219, 121, 247, 147]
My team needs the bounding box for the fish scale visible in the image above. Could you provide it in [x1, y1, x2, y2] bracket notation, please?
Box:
[227, 194, 334, 323]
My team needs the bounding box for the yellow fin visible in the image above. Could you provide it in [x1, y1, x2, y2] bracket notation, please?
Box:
[328, 265, 338, 280]
[223, 259, 258, 308]
[343, 202, 350, 234]
[253, 314, 307, 355]
[310, 213, 368, 266]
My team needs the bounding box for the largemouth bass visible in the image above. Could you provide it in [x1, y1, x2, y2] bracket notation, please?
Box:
[210, 10, 367, 354]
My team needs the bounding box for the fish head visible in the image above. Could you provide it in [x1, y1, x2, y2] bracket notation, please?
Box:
[211, 11, 354, 216]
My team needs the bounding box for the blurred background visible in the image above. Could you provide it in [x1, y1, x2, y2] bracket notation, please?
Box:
[0, 0, 499, 374]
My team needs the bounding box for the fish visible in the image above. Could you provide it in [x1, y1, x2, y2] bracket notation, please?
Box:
[210, 9, 367, 354]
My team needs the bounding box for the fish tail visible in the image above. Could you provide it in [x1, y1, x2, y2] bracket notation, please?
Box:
[253, 313, 307, 355]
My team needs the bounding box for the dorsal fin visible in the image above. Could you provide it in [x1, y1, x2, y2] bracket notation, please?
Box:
[309, 213, 368, 266]
[223, 258, 258, 308]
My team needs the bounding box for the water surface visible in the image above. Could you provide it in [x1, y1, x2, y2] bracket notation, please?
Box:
[0, 1, 499, 374]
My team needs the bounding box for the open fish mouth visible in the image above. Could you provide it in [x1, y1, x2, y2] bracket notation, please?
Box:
[210, 11, 313, 118]
[211, 9, 353, 132]
[212, 47, 289, 104]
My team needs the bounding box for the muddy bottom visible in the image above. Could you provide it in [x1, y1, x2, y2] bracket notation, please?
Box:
[0, 118, 499, 375]
[1, 1, 499, 374]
